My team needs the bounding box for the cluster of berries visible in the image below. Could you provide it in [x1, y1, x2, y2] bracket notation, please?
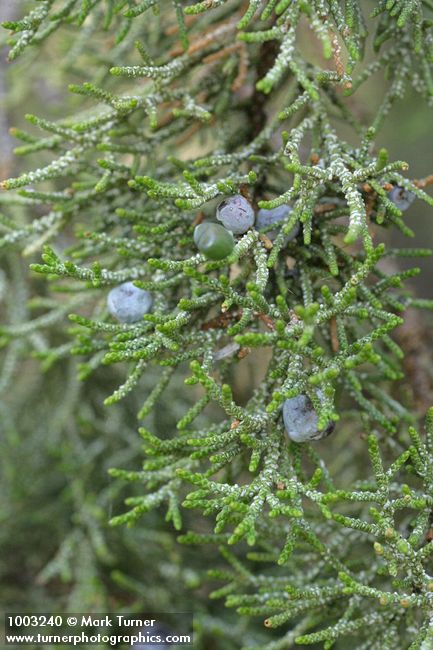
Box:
[194, 194, 298, 260]
[106, 186, 413, 442]
[107, 196, 297, 322]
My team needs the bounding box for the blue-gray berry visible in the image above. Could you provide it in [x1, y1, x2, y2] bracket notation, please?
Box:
[107, 281, 153, 324]
[282, 393, 334, 443]
[256, 205, 299, 242]
[388, 185, 415, 211]
[216, 195, 255, 234]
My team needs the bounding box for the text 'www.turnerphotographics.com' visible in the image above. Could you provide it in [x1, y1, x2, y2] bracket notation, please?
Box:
[4, 613, 193, 646]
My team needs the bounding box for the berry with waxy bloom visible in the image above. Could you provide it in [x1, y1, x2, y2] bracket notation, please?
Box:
[388, 185, 415, 211]
[107, 281, 153, 324]
[216, 194, 255, 234]
[256, 204, 299, 242]
[283, 393, 335, 443]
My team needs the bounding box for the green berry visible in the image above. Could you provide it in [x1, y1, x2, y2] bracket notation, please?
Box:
[193, 222, 235, 260]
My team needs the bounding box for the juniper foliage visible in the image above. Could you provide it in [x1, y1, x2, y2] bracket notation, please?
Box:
[2, 0, 433, 648]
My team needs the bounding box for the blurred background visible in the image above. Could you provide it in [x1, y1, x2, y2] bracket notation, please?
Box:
[0, 2, 432, 649]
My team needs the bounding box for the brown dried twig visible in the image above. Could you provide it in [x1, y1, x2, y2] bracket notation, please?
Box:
[169, 16, 240, 57]
[203, 42, 249, 91]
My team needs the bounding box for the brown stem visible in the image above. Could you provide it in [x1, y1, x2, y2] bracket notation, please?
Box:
[394, 308, 433, 414]
[248, 40, 279, 139]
